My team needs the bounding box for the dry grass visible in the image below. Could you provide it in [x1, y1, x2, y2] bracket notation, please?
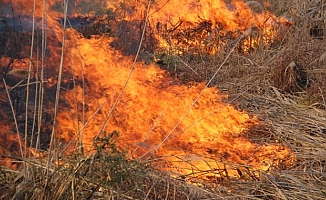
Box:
[148, 0, 326, 199]
[0, 0, 326, 199]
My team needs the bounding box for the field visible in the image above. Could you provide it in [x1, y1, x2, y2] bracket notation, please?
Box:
[0, 0, 326, 199]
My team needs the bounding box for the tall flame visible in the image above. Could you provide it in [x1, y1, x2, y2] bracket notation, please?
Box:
[0, 0, 293, 175]
[56, 34, 291, 175]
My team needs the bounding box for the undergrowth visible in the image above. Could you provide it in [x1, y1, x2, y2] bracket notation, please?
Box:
[1, 131, 150, 199]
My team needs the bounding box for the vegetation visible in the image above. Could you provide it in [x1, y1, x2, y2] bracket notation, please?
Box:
[0, 0, 326, 199]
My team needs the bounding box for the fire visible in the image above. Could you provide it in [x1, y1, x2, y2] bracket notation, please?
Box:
[0, 0, 293, 176]
[55, 34, 291, 176]
[144, 0, 290, 53]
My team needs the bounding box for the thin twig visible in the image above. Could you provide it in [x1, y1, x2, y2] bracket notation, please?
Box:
[175, 55, 200, 77]
[45, 0, 69, 188]
[59, 102, 107, 154]
[3, 78, 24, 159]
[25, 0, 36, 173]
[131, 110, 164, 157]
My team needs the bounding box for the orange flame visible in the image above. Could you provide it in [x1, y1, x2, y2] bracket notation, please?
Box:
[0, 0, 293, 176]
[143, 0, 290, 53]
[55, 34, 292, 176]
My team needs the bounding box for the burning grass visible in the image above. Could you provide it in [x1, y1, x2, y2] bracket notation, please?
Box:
[0, 0, 326, 199]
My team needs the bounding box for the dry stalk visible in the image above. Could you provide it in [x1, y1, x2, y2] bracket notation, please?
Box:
[2, 78, 24, 161]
